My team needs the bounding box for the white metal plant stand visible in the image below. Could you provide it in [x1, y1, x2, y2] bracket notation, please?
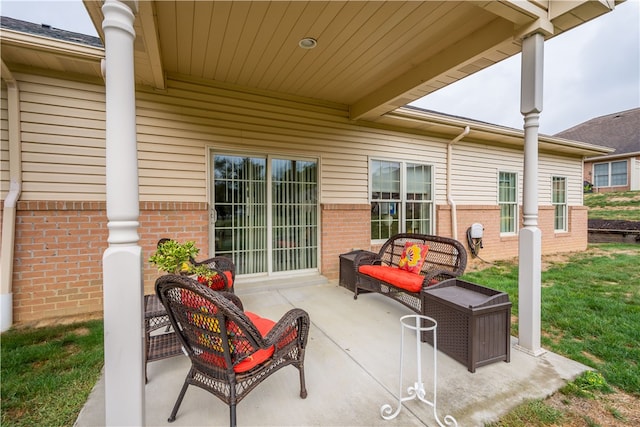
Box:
[380, 315, 457, 427]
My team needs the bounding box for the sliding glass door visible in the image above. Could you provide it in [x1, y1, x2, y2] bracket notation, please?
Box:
[272, 158, 318, 272]
[212, 154, 318, 276]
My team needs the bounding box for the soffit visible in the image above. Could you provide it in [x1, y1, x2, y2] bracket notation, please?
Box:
[81, 0, 619, 122]
[1, 1, 621, 125]
[0, 28, 103, 78]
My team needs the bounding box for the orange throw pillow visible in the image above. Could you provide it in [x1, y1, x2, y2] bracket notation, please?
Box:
[398, 242, 429, 273]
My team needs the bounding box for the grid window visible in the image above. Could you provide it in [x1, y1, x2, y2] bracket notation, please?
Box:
[593, 163, 609, 187]
[611, 161, 628, 186]
[594, 160, 628, 187]
[552, 176, 567, 232]
[498, 171, 518, 234]
[370, 160, 432, 240]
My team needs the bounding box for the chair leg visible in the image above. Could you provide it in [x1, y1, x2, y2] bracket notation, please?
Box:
[298, 361, 308, 399]
[144, 331, 150, 383]
[168, 371, 191, 422]
[229, 404, 237, 427]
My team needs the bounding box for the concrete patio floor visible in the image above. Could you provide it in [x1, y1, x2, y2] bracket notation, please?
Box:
[75, 278, 589, 426]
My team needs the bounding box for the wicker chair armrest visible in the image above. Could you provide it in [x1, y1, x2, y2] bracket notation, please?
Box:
[190, 256, 236, 292]
[420, 270, 460, 288]
[353, 251, 381, 267]
[263, 308, 311, 349]
[219, 291, 243, 311]
[192, 256, 236, 275]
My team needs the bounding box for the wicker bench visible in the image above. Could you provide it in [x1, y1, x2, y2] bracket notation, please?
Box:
[353, 233, 467, 317]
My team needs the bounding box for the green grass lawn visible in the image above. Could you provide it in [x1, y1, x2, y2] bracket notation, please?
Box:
[1, 320, 104, 427]
[584, 190, 640, 221]
[462, 243, 640, 396]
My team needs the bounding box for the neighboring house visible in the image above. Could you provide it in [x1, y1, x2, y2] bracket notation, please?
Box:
[1, 4, 614, 329]
[555, 108, 640, 193]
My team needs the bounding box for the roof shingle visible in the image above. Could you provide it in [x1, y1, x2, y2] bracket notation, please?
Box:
[554, 108, 640, 155]
[0, 16, 102, 48]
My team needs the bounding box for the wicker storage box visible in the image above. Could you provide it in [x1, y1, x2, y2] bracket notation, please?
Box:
[422, 278, 511, 372]
[339, 250, 372, 292]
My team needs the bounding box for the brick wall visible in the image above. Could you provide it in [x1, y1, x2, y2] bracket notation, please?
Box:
[439, 204, 588, 270]
[11, 201, 209, 324]
[8, 201, 588, 324]
[320, 204, 371, 279]
[138, 202, 209, 294]
[12, 201, 109, 324]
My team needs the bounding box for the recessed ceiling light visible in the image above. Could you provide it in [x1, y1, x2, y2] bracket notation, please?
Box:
[298, 37, 317, 49]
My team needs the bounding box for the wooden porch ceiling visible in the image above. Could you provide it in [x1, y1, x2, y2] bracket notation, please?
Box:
[80, 1, 617, 122]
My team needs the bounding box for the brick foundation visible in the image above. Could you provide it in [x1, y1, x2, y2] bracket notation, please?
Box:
[10, 201, 209, 324]
[6, 201, 588, 325]
[320, 204, 371, 280]
[439, 204, 589, 269]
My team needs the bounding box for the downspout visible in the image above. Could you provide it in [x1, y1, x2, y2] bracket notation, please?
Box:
[1, 60, 22, 332]
[446, 126, 469, 240]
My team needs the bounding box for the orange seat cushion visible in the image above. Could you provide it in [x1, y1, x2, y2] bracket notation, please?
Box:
[233, 312, 275, 372]
[358, 264, 424, 292]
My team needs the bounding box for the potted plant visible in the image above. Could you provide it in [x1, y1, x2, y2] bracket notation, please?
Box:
[149, 239, 226, 290]
[149, 239, 200, 274]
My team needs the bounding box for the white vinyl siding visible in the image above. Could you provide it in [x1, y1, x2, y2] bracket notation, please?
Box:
[1, 82, 8, 196]
[446, 142, 523, 205]
[135, 78, 448, 204]
[9, 73, 106, 201]
[3, 72, 588, 211]
[538, 153, 584, 206]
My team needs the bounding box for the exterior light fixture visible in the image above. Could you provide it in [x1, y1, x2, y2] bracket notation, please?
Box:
[298, 37, 317, 49]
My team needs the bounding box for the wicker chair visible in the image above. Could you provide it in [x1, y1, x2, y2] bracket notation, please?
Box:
[190, 254, 236, 292]
[155, 274, 310, 426]
[145, 239, 236, 382]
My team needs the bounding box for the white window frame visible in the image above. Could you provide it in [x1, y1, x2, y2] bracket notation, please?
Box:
[369, 158, 434, 244]
[552, 176, 568, 232]
[594, 160, 628, 188]
[498, 171, 518, 235]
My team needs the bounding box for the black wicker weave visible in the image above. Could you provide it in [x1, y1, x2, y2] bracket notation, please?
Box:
[155, 274, 310, 427]
[144, 294, 183, 382]
[145, 239, 237, 382]
[354, 233, 467, 320]
[191, 255, 237, 292]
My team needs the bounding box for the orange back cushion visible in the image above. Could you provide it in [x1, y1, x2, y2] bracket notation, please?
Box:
[398, 242, 429, 273]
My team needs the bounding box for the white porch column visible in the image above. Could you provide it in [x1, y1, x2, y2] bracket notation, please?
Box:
[101, 1, 145, 425]
[517, 32, 545, 356]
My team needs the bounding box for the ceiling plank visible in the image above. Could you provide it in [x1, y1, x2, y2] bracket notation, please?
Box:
[190, 0, 215, 78]
[350, 18, 516, 121]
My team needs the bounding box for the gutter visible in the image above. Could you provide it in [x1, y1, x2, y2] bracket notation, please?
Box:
[385, 107, 613, 157]
[1, 60, 22, 332]
[447, 126, 470, 240]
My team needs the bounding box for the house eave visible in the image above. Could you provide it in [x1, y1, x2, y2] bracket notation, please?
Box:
[0, 27, 104, 59]
[585, 151, 640, 162]
[379, 107, 615, 157]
